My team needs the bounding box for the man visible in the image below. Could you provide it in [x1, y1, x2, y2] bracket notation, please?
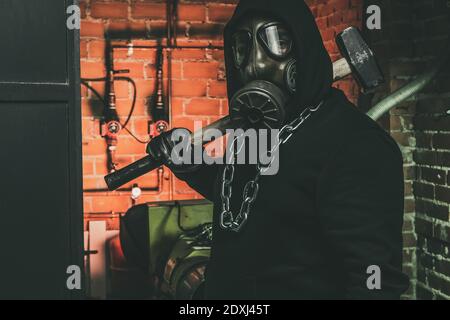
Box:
[147, 0, 409, 299]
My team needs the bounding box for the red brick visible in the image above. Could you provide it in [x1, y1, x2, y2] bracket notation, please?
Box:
[79, 1, 87, 19]
[148, 21, 167, 38]
[208, 4, 235, 23]
[83, 197, 93, 213]
[86, 82, 106, 100]
[137, 192, 171, 204]
[116, 98, 148, 117]
[208, 80, 227, 97]
[171, 116, 209, 132]
[145, 63, 157, 79]
[81, 98, 100, 119]
[317, 3, 334, 16]
[176, 39, 215, 47]
[132, 3, 166, 19]
[80, 40, 88, 58]
[134, 79, 156, 99]
[162, 60, 183, 79]
[132, 118, 151, 137]
[316, 16, 327, 29]
[178, 4, 206, 21]
[91, 195, 132, 213]
[220, 99, 229, 115]
[321, 28, 336, 42]
[188, 23, 224, 39]
[172, 79, 207, 97]
[83, 139, 106, 156]
[210, 49, 225, 61]
[328, 12, 343, 26]
[82, 118, 96, 138]
[82, 177, 103, 190]
[108, 21, 148, 36]
[183, 61, 220, 79]
[208, 115, 223, 126]
[81, 21, 105, 38]
[116, 137, 147, 155]
[93, 157, 111, 176]
[172, 48, 206, 60]
[91, 2, 128, 19]
[171, 98, 185, 117]
[185, 98, 221, 116]
[150, 61, 182, 81]
[83, 159, 95, 176]
[81, 61, 106, 78]
[115, 61, 145, 78]
[88, 40, 105, 58]
[81, 84, 89, 98]
[331, 0, 350, 11]
[129, 171, 161, 191]
[343, 10, 360, 24]
[88, 81, 129, 100]
[114, 47, 155, 60]
[115, 81, 130, 99]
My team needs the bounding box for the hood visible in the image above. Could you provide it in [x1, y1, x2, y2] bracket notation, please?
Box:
[224, 0, 333, 120]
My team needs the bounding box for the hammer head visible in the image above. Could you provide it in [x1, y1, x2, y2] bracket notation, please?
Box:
[336, 27, 384, 92]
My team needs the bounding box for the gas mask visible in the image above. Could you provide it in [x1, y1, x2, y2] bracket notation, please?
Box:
[230, 15, 297, 129]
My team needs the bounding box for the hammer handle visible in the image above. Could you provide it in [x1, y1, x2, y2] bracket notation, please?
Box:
[104, 116, 242, 190]
[333, 57, 352, 82]
[105, 156, 163, 191]
[104, 58, 351, 191]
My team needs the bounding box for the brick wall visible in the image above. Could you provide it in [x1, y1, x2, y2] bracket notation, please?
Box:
[366, 0, 418, 299]
[411, 0, 450, 300]
[366, 0, 450, 299]
[79, 0, 450, 300]
[81, 0, 362, 228]
[307, 0, 363, 102]
[81, 0, 235, 226]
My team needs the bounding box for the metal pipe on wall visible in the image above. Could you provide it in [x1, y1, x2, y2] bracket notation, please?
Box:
[367, 43, 450, 121]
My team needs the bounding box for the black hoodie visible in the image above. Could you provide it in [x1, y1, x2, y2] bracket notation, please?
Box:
[174, 0, 409, 299]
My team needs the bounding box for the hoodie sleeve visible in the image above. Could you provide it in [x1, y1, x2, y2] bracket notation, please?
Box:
[172, 163, 220, 201]
[317, 130, 410, 300]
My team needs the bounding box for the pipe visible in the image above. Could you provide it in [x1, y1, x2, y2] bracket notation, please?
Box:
[367, 44, 450, 121]
[173, 0, 179, 47]
[84, 187, 160, 193]
[112, 44, 224, 50]
[85, 167, 165, 194]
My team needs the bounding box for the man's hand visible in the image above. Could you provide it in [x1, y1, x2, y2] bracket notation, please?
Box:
[146, 128, 201, 174]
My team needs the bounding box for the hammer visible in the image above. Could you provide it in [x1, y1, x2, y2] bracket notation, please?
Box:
[104, 27, 384, 191]
[333, 26, 384, 91]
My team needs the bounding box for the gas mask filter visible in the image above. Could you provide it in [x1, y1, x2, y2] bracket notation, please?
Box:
[229, 17, 297, 129]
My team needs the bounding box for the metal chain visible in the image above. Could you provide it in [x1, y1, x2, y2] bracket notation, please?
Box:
[220, 101, 324, 232]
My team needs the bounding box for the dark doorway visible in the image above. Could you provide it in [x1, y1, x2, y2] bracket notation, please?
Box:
[0, 0, 83, 299]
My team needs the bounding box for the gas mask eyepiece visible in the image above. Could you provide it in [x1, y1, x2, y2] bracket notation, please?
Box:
[230, 16, 297, 129]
